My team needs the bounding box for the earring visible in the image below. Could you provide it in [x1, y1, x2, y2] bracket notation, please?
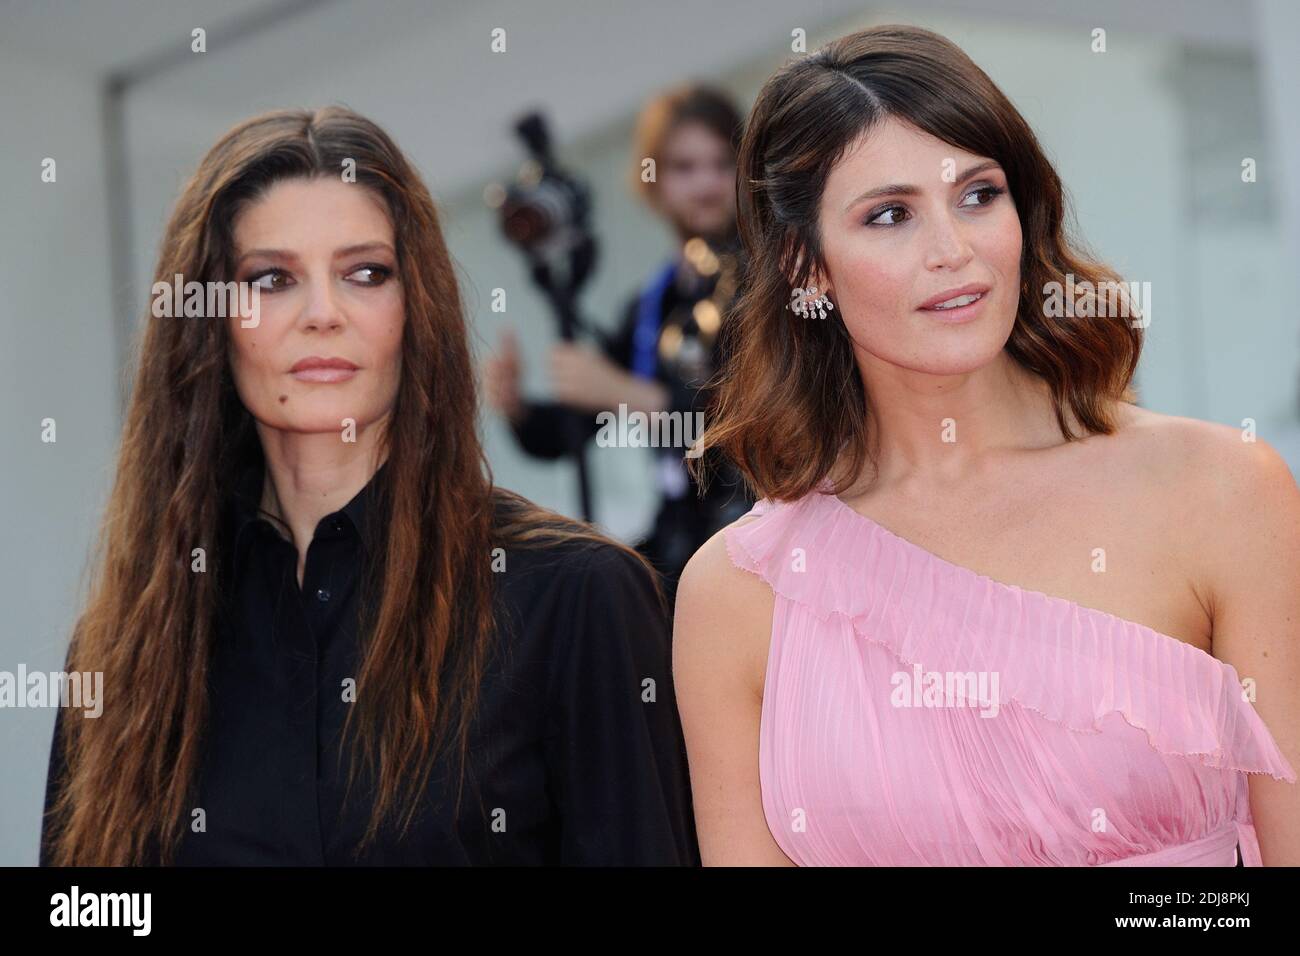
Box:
[788, 285, 835, 320]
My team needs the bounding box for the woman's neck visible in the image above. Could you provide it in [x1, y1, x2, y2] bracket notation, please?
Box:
[255, 422, 388, 583]
[845, 350, 1087, 496]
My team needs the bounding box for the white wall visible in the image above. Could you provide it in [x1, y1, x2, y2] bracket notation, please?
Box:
[0, 48, 118, 866]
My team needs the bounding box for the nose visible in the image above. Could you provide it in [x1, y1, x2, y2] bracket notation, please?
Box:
[298, 276, 345, 333]
[924, 211, 975, 272]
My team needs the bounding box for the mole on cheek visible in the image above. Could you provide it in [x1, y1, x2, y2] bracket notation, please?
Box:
[278, 395, 288, 404]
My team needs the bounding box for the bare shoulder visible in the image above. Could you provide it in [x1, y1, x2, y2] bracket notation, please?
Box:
[675, 514, 774, 619]
[678, 513, 759, 583]
[673, 514, 775, 700]
[1111, 404, 1300, 610]
[1107, 402, 1241, 467]
[1111, 403, 1299, 508]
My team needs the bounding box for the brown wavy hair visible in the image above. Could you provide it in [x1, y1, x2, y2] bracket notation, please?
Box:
[43, 106, 664, 865]
[693, 24, 1142, 501]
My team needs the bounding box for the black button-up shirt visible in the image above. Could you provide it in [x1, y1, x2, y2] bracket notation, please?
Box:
[41, 460, 700, 866]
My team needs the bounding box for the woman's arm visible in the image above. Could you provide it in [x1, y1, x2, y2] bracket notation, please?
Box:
[673, 523, 794, 865]
[1194, 431, 1300, 865]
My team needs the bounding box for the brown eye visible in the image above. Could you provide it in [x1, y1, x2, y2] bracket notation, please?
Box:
[348, 265, 393, 285]
[249, 269, 291, 292]
[867, 205, 909, 226]
[959, 184, 1006, 208]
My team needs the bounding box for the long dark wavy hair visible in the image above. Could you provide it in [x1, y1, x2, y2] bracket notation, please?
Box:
[43, 106, 664, 865]
[693, 24, 1142, 501]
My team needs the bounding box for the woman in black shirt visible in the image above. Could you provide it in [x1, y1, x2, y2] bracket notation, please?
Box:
[39, 106, 698, 866]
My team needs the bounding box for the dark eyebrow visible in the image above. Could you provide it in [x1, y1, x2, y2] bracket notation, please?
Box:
[235, 241, 396, 266]
[842, 160, 1004, 213]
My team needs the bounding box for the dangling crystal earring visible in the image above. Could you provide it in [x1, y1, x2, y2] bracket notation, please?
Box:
[788, 285, 835, 320]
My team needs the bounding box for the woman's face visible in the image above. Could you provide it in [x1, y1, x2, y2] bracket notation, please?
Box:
[812, 116, 1022, 377]
[654, 121, 737, 239]
[227, 176, 404, 437]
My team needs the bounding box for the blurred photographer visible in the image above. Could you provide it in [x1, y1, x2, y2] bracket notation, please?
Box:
[485, 84, 752, 602]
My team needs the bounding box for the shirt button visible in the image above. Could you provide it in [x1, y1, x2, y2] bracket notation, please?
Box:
[331, 519, 344, 533]
[316, 588, 331, 602]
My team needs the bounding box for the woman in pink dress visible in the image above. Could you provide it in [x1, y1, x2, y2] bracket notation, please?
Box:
[673, 25, 1299, 866]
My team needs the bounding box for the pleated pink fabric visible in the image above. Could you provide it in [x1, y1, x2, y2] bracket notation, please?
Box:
[724, 484, 1296, 866]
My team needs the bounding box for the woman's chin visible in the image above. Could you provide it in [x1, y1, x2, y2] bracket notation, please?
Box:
[916, 326, 1016, 374]
[263, 412, 373, 437]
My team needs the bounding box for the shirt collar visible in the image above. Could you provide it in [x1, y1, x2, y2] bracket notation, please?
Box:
[228, 458, 387, 554]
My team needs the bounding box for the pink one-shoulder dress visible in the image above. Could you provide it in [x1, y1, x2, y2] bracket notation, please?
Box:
[723, 484, 1296, 866]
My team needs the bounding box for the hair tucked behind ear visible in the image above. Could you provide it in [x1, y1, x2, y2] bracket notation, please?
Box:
[691, 24, 1141, 503]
